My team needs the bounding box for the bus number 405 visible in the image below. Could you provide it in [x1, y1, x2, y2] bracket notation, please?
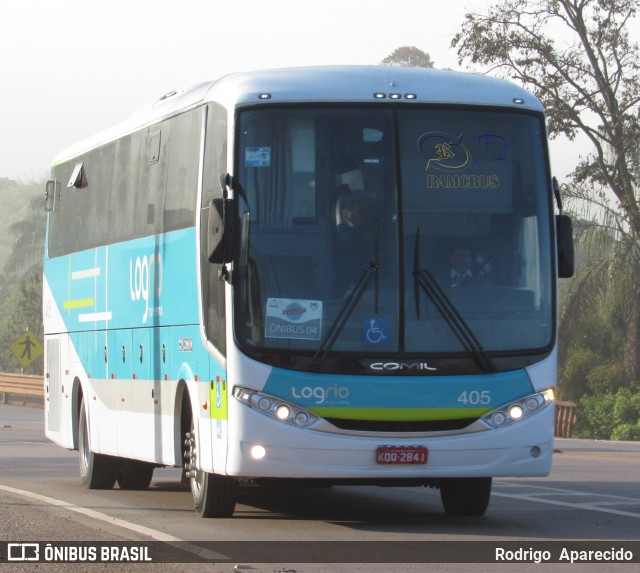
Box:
[457, 390, 491, 405]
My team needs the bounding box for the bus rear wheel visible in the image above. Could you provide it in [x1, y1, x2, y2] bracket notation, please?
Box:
[439, 477, 492, 516]
[184, 430, 238, 517]
[117, 459, 155, 490]
[78, 398, 118, 489]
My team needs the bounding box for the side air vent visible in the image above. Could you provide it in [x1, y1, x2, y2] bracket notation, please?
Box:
[46, 339, 61, 432]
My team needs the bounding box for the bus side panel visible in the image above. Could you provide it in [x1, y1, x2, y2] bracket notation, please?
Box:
[208, 360, 230, 475]
[43, 273, 75, 449]
[44, 333, 71, 448]
[44, 229, 203, 465]
[174, 352, 229, 475]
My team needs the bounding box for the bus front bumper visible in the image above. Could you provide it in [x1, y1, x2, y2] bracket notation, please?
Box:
[222, 402, 555, 480]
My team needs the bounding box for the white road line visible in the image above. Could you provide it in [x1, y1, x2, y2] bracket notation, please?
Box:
[2, 441, 49, 446]
[495, 481, 640, 502]
[0, 483, 181, 541]
[0, 483, 229, 561]
[493, 483, 640, 519]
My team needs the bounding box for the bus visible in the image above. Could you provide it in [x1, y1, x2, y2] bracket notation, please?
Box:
[43, 66, 574, 518]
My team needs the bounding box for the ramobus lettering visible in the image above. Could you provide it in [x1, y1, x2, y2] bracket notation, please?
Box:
[291, 385, 350, 405]
[370, 362, 437, 372]
[426, 174, 500, 189]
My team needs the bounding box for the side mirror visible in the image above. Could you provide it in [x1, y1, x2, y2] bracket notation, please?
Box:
[45, 180, 59, 212]
[556, 214, 574, 278]
[208, 197, 234, 264]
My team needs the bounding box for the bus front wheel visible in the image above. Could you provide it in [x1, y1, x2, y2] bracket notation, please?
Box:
[439, 477, 492, 516]
[78, 398, 118, 489]
[184, 429, 238, 517]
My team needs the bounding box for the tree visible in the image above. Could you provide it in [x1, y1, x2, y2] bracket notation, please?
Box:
[3, 193, 46, 284]
[574, 386, 640, 439]
[0, 181, 45, 374]
[452, 0, 640, 381]
[558, 217, 640, 384]
[381, 46, 434, 68]
[0, 274, 43, 374]
[0, 177, 43, 275]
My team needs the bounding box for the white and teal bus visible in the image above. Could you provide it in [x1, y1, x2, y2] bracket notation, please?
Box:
[43, 66, 573, 517]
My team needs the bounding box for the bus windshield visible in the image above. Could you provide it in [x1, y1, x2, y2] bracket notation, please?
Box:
[231, 106, 553, 374]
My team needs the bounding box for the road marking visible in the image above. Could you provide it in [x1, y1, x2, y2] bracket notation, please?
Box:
[0, 483, 228, 561]
[556, 451, 640, 460]
[0, 483, 181, 541]
[2, 441, 49, 446]
[494, 481, 640, 519]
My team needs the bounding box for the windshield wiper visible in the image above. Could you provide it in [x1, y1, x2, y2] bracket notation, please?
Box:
[308, 222, 380, 370]
[413, 228, 495, 373]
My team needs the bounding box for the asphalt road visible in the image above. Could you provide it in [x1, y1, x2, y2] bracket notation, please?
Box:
[1, 403, 639, 573]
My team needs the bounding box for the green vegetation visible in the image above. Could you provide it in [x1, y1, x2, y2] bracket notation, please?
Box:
[0, 177, 42, 271]
[0, 177, 45, 374]
[575, 387, 640, 440]
[454, 0, 639, 439]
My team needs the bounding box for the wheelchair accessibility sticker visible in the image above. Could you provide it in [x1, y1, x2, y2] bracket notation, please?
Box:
[363, 317, 390, 345]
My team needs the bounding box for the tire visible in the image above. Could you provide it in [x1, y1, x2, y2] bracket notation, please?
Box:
[117, 459, 155, 490]
[78, 398, 118, 489]
[192, 470, 238, 517]
[184, 426, 238, 517]
[439, 477, 492, 516]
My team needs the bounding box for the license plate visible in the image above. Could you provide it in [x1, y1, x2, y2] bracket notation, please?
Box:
[376, 446, 428, 465]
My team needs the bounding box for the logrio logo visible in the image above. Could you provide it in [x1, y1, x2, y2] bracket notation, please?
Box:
[129, 253, 163, 323]
[291, 384, 350, 405]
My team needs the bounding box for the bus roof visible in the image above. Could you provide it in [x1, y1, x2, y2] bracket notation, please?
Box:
[51, 66, 543, 166]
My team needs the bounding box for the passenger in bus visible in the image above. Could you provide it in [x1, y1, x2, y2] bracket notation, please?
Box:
[337, 196, 374, 236]
[439, 245, 490, 288]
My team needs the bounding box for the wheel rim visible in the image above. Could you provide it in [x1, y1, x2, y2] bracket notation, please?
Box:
[80, 408, 90, 471]
[185, 429, 205, 505]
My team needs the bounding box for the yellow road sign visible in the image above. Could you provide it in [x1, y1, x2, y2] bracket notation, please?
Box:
[9, 331, 44, 368]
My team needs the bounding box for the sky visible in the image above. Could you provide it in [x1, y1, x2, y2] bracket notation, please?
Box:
[0, 0, 636, 183]
[0, 0, 478, 180]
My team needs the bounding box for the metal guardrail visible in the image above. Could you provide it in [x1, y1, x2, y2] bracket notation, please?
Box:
[556, 400, 577, 438]
[0, 372, 43, 406]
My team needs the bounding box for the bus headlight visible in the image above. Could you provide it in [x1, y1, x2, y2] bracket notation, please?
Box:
[275, 404, 291, 420]
[482, 388, 555, 429]
[508, 404, 524, 420]
[233, 387, 319, 428]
